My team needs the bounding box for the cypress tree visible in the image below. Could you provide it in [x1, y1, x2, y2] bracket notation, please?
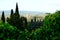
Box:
[9, 9, 14, 24]
[15, 3, 20, 17]
[34, 17, 36, 22]
[31, 19, 33, 23]
[10, 9, 13, 18]
[9, 3, 21, 30]
[1, 11, 5, 23]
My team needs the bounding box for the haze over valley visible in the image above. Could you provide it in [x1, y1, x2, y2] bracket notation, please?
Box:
[0, 11, 47, 21]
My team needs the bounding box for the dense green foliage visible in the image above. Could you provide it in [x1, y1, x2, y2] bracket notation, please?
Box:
[7, 3, 21, 29]
[43, 11, 60, 40]
[0, 11, 60, 40]
[0, 20, 31, 40]
[7, 3, 27, 30]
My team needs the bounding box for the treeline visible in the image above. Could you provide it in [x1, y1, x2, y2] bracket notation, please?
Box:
[1, 3, 27, 31]
[1, 3, 43, 31]
[0, 2, 60, 40]
[0, 10, 60, 40]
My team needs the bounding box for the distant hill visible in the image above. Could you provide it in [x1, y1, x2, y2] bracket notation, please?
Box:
[20, 11, 45, 16]
[0, 11, 46, 21]
[0, 10, 45, 16]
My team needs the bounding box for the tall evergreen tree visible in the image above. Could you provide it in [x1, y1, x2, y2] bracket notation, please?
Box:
[31, 19, 33, 23]
[13, 3, 21, 28]
[8, 9, 14, 24]
[15, 3, 20, 17]
[10, 9, 13, 18]
[34, 17, 36, 22]
[8, 3, 21, 30]
[7, 3, 28, 30]
[1, 11, 5, 23]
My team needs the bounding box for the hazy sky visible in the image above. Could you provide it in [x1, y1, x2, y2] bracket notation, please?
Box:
[0, 0, 60, 13]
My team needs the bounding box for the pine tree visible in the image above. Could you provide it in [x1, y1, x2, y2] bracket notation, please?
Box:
[31, 19, 33, 23]
[15, 3, 20, 17]
[9, 3, 21, 29]
[34, 17, 36, 22]
[1, 11, 5, 23]
[10, 9, 13, 18]
[7, 9, 13, 23]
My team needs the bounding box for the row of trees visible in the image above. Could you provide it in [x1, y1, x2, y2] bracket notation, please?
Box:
[1, 3, 27, 30]
[1, 3, 43, 31]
